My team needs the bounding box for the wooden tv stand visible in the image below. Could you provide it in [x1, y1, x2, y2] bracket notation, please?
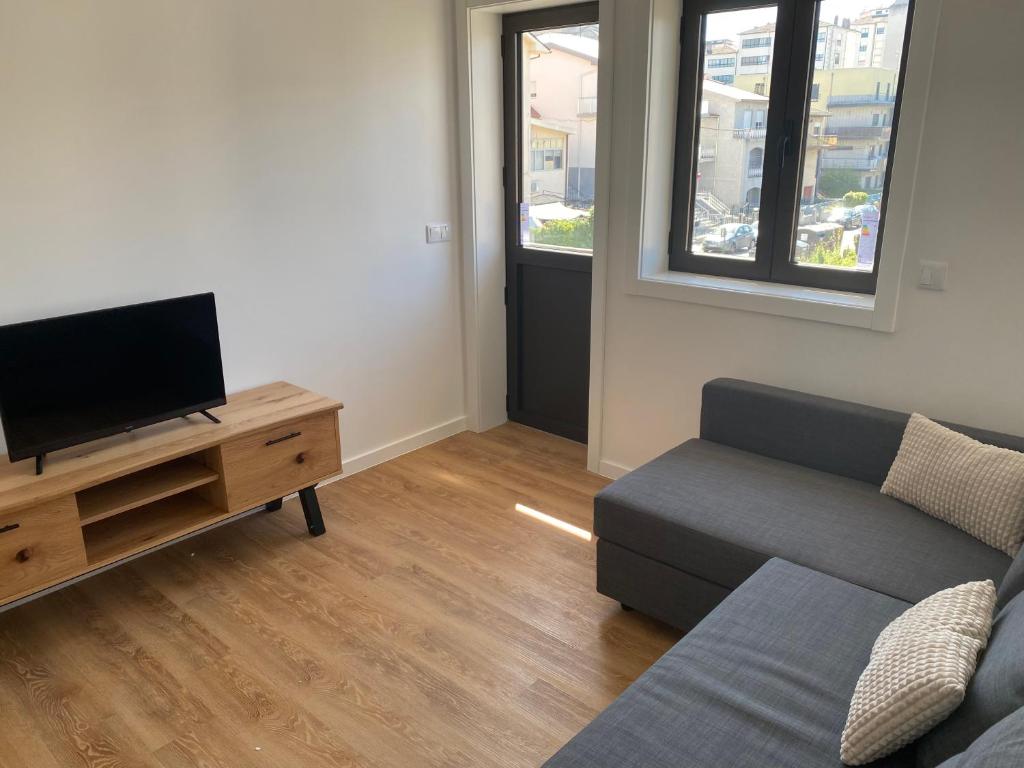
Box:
[0, 382, 343, 609]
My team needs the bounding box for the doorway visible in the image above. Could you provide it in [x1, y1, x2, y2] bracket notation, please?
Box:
[502, 3, 599, 444]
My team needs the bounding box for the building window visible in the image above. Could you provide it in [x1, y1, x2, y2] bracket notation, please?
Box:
[711, 74, 735, 84]
[530, 138, 563, 171]
[670, 0, 916, 294]
[708, 57, 737, 68]
[742, 36, 772, 48]
[861, 29, 870, 38]
[877, 25, 885, 34]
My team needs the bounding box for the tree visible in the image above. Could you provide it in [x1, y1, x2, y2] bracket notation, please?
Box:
[818, 169, 864, 199]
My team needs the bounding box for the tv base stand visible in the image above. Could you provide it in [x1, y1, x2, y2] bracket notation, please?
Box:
[198, 409, 222, 424]
[0, 382, 343, 610]
[35, 453, 45, 477]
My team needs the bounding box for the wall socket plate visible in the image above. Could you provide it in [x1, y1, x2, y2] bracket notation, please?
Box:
[426, 223, 452, 244]
[918, 260, 948, 291]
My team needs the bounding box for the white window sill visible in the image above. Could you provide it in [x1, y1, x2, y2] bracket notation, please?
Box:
[627, 269, 894, 331]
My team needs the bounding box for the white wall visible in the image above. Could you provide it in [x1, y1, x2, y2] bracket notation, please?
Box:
[600, 0, 1024, 471]
[0, 0, 466, 465]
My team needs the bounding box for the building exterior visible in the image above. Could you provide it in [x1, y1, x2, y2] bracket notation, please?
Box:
[706, 42, 738, 85]
[736, 24, 774, 76]
[852, 5, 891, 67]
[525, 31, 599, 206]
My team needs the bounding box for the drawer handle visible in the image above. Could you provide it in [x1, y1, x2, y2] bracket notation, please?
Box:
[266, 431, 302, 447]
[15, 548, 32, 563]
[295, 452, 306, 465]
[0, 523, 20, 535]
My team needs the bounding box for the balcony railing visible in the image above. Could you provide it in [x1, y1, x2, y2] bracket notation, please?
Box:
[827, 94, 896, 107]
[827, 125, 890, 139]
[699, 148, 716, 161]
[578, 96, 597, 115]
[820, 156, 882, 171]
[733, 127, 767, 140]
[747, 167, 763, 178]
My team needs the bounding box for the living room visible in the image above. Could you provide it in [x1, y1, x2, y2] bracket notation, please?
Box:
[1, 0, 1022, 766]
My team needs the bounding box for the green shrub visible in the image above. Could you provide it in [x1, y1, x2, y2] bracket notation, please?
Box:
[796, 239, 857, 268]
[530, 208, 594, 249]
[843, 191, 869, 208]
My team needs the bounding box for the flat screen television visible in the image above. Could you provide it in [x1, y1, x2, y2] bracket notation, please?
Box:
[0, 293, 227, 469]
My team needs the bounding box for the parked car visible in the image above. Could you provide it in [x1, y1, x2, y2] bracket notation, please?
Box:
[702, 223, 756, 254]
[798, 205, 820, 225]
[796, 223, 844, 252]
[827, 207, 863, 230]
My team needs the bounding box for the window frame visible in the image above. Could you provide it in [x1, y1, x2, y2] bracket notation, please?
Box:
[667, 0, 917, 294]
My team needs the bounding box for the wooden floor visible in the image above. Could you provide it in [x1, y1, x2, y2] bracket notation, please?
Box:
[0, 424, 681, 768]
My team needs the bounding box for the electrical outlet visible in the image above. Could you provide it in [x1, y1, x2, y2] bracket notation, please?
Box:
[426, 224, 452, 244]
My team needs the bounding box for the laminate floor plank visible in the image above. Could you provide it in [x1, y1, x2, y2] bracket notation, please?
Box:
[0, 424, 681, 767]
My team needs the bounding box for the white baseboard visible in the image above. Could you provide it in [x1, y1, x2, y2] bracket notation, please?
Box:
[597, 459, 633, 480]
[321, 416, 468, 486]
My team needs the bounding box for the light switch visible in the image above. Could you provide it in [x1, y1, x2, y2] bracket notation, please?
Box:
[426, 224, 452, 244]
[918, 260, 948, 291]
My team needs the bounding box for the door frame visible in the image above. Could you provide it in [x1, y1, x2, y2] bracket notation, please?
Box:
[454, 0, 614, 471]
[502, 2, 599, 444]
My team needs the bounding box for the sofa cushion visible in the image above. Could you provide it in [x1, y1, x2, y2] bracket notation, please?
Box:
[700, 379, 1024, 488]
[934, 708, 1024, 767]
[542, 559, 915, 768]
[700, 378, 913, 487]
[916, 590, 1024, 766]
[595, 439, 1011, 604]
[841, 581, 997, 765]
[995, 543, 1024, 609]
[882, 414, 1024, 556]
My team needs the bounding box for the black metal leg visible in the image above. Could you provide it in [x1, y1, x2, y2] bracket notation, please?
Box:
[620, 603, 634, 612]
[265, 498, 283, 512]
[298, 486, 326, 537]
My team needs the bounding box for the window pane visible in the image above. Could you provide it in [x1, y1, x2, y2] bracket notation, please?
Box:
[519, 24, 599, 252]
[790, 0, 910, 272]
[689, 6, 779, 260]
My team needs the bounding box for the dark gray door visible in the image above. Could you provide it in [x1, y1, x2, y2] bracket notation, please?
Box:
[502, 3, 599, 444]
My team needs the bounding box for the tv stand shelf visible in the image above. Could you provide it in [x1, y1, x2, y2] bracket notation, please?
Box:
[0, 382, 343, 610]
[76, 457, 219, 526]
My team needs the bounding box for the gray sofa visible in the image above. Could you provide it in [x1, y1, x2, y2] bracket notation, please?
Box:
[543, 379, 1024, 767]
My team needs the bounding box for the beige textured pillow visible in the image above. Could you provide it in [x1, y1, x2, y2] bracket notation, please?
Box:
[882, 413, 1024, 555]
[840, 580, 997, 766]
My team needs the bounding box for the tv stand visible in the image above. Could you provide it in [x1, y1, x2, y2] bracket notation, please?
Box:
[0, 382, 343, 610]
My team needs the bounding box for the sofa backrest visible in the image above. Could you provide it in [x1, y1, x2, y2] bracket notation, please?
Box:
[699, 379, 1024, 487]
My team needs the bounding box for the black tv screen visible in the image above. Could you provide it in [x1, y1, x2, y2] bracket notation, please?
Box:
[0, 294, 227, 463]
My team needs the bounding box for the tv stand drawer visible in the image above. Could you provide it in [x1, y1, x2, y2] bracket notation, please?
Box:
[0, 496, 87, 602]
[219, 412, 341, 512]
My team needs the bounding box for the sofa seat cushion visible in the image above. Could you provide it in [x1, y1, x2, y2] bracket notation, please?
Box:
[543, 559, 915, 768]
[595, 439, 1011, 604]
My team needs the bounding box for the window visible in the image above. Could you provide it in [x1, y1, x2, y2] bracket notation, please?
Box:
[712, 74, 735, 84]
[859, 43, 868, 52]
[861, 29, 870, 38]
[670, 0, 915, 293]
[877, 24, 885, 34]
[742, 36, 772, 48]
[530, 138, 564, 172]
[708, 56, 737, 68]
